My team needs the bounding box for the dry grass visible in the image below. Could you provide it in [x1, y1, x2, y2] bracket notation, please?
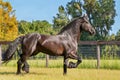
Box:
[0, 67, 120, 80]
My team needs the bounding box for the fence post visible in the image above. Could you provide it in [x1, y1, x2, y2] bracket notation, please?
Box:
[0, 45, 2, 65]
[97, 44, 100, 69]
[46, 54, 49, 67]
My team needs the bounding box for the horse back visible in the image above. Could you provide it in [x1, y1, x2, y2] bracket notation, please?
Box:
[38, 34, 50, 44]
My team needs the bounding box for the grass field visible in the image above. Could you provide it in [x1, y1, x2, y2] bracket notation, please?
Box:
[0, 67, 120, 80]
[2, 59, 120, 69]
[0, 59, 120, 80]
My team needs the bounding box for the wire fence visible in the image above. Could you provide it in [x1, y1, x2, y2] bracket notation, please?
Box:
[1, 41, 120, 60]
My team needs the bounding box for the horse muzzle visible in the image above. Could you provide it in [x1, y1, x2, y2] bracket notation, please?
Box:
[89, 28, 96, 35]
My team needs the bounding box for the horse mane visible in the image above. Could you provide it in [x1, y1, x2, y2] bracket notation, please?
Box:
[58, 17, 82, 34]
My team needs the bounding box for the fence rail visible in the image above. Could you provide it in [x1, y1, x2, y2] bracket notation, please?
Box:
[0, 41, 12, 44]
[79, 41, 120, 45]
[1, 40, 120, 45]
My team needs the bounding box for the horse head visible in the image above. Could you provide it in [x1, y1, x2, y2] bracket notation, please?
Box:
[80, 14, 96, 35]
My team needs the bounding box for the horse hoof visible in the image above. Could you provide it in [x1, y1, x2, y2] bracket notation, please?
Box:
[22, 66, 29, 73]
[25, 70, 29, 73]
[22, 68, 29, 73]
[16, 72, 21, 75]
[22, 67, 25, 71]
[68, 62, 76, 68]
[63, 73, 67, 75]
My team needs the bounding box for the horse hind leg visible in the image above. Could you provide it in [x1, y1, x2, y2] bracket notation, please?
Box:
[22, 61, 29, 73]
[16, 59, 22, 74]
[22, 50, 39, 73]
[21, 54, 30, 73]
[16, 54, 29, 74]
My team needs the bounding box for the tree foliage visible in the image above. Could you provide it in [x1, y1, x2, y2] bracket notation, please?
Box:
[83, 0, 116, 40]
[18, 20, 54, 35]
[53, 0, 116, 40]
[115, 29, 120, 41]
[53, 5, 69, 33]
[0, 0, 18, 40]
[102, 34, 119, 59]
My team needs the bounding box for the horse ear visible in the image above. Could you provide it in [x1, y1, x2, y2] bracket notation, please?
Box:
[83, 14, 89, 21]
[83, 14, 87, 17]
[83, 14, 88, 18]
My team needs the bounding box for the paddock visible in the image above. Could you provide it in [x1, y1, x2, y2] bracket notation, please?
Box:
[0, 60, 120, 80]
[0, 41, 120, 80]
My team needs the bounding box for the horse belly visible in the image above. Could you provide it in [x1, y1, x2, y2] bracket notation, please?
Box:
[41, 41, 64, 56]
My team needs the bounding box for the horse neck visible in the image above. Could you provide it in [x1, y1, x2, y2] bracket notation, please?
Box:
[59, 19, 82, 42]
[70, 31, 81, 43]
[60, 28, 81, 43]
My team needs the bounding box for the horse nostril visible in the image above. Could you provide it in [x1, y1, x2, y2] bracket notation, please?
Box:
[91, 28, 96, 35]
[93, 30, 96, 35]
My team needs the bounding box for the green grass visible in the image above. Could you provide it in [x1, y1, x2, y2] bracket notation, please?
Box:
[2, 59, 120, 70]
[1, 59, 120, 80]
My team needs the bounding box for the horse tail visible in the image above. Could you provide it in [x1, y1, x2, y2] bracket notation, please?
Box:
[2, 36, 24, 63]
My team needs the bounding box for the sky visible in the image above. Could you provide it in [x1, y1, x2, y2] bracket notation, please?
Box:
[4, 0, 120, 35]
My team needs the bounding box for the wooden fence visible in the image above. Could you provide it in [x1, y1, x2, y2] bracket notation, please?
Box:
[79, 41, 120, 69]
[0, 41, 120, 68]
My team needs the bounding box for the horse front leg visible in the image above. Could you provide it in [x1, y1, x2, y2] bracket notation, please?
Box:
[68, 52, 82, 68]
[68, 56, 82, 68]
[63, 55, 68, 75]
[76, 56, 82, 67]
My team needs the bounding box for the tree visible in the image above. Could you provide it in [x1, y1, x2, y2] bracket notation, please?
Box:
[115, 29, 120, 40]
[53, 0, 116, 40]
[53, 5, 69, 33]
[102, 34, 119, 59]
[0, 0, 18, 41]
[18, 20, 54, 35]
[66, 0, 82, 18]
[18, 20, 31, 34]
[83, 0, 116, 40]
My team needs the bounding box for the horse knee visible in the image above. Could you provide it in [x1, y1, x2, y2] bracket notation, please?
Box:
[78, 58, 82, 63]
[77, 57, 82, 63]
[17, 60, 22, 65]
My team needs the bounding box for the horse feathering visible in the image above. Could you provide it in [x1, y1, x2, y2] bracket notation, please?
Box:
[2, 36, 24, 63]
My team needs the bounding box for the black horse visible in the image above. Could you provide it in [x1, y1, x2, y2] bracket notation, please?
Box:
[2, 14, 95, 75]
